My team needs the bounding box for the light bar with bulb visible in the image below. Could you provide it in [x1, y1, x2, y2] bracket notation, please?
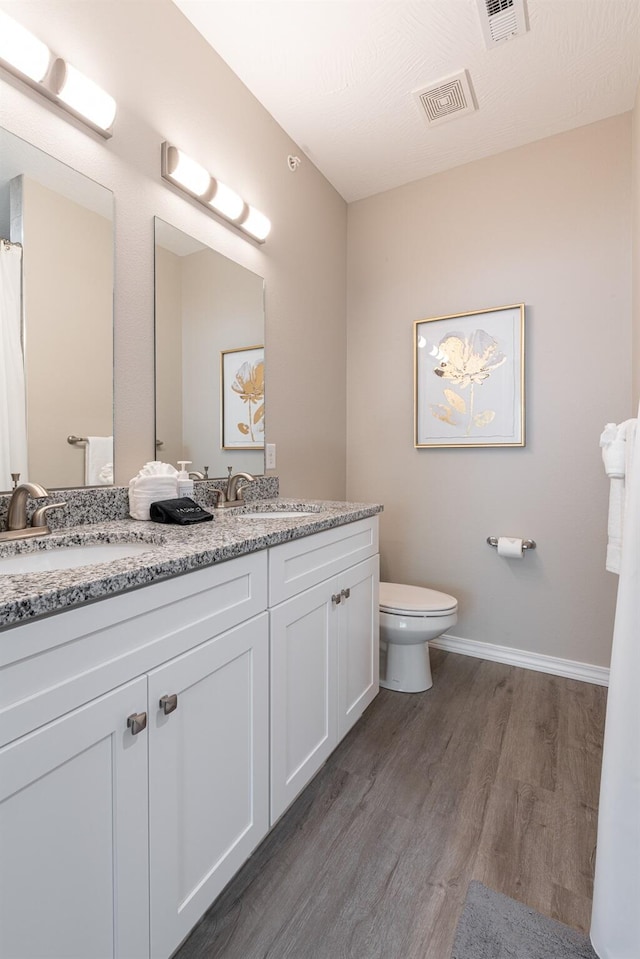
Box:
[161, 141, 271, 244]
[0, 12, 116, 137]
[49, 60, 117, 134]
[0, 10, 51, 81]
[208, 180, 245, 221]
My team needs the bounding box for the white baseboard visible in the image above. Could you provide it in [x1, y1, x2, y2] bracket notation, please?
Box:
[429, 633, 609, 687]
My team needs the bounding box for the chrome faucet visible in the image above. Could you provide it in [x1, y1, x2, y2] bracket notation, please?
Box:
[213, 468, 256, 508]
[1, 482, 66, 542]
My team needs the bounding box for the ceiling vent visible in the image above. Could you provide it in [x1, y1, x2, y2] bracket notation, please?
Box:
[476, 0, 529, 49]
[413, 70, 477, 128]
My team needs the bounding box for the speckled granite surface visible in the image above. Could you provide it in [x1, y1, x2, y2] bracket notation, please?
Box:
[0, 498, 383, 629]
[0, 476, 280, 529]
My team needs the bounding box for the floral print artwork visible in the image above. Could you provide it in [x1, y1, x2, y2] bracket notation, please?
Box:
[231, 359, 264, 443]
[430, 329, 506, 436]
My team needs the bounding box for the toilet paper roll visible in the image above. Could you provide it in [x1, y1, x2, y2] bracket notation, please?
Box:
[497, 536, 524, 559]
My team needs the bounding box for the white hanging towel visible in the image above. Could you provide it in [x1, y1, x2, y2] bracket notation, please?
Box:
[591, 408, 640, 958]
[599, 420, 636, 573]
[85, 436, 113, 485]
[0, 242, 28, 487]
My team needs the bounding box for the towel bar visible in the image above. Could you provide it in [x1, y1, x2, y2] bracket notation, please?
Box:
[67, 435, 87, 445]
[487, 537, 536, 550]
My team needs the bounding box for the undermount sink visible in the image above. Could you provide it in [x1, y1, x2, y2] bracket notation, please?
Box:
[234, 511, 317, 519]
[0, 542, 154, 574]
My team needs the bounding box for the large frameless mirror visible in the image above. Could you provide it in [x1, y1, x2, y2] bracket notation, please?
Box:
[154, 217, 265, 478]
[0, 127, 114, 492]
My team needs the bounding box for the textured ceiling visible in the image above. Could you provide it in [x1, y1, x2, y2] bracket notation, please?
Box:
[173, 0, 640, 202]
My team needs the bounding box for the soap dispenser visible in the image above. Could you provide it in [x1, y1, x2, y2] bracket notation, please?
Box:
[177, 461, 194, 498]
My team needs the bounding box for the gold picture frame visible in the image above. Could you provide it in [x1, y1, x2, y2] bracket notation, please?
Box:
[221, 345, 265, 450]
[414, 304, 525, 449]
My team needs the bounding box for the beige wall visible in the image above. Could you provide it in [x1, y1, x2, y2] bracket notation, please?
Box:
[347, 116, 632, 668]
[154, 245, 183, 469]
[632, 81, 640, 408]
[180, 249, 264, 478]
[155, 243, 265, 476]
[1, 0, 347, 499]
[21, 177, 112, 487]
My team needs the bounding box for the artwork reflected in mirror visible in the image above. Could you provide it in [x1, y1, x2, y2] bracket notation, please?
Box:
[0, 127, 114, 492]
[154, 218, 266, 478]
[221, 346, 264, 450]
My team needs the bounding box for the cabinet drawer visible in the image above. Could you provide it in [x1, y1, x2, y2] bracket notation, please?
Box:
[0, 551, 268, 747]
[268, 517, 378, 605]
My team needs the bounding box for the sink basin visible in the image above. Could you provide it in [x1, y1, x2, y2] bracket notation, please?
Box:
[0, 542, 154, 574]
[234, 511, 317, 520]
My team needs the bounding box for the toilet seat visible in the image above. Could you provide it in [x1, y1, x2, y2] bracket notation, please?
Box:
[380, 582, 457, 616]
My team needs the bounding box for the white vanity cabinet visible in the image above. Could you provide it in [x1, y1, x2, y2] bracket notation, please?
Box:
[0, 677, 150, 959]
[0, 551, 268, 959]
[148, 612, 269, 959]
[0, 513, 380, 959]
[269, 517, 379, 822]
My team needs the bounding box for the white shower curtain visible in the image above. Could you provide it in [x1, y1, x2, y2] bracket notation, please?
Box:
[591, 404, 640, 958]
[0, 241, 28, 488]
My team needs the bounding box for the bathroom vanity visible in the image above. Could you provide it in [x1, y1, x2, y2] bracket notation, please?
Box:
[0, 498, 381, 959]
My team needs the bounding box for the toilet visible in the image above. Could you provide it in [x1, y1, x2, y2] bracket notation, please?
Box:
[379, 582, 458, 693]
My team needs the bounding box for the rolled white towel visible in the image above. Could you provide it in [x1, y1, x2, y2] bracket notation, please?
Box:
[135, 461, 178, 478]
[98, 462, 114, 485]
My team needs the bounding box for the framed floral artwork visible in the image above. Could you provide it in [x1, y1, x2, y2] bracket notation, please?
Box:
[414, 304, 525, 448]
[221, 345, 265, 449]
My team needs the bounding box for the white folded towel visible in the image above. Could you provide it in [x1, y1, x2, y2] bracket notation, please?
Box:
[128, 462, 178, 520]
[85, 436, 114, 486]
[98, 462, 114, 485]
[600, 419, 637, 573]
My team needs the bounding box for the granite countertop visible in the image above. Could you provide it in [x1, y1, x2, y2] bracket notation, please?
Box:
[0, 499, 383, 629]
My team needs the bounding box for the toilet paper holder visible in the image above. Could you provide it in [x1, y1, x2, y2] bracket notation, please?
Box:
[487, 536, 536, 550]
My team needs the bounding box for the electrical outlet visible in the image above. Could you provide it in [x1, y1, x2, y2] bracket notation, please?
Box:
[266, 443, 276, 469]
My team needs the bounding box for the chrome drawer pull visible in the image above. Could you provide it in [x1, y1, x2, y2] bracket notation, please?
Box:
[127, 711, 147, 735]
[331, 593, 342, 605]
[159, 693, 178, 716]
[341, 588, 351, 601]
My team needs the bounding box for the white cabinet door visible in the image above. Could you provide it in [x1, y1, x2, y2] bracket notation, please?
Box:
[270, 580, 338, 824]
[148, 613, 269, 959]
[337, 555, 380, 741]
[0, 678, 149, 959]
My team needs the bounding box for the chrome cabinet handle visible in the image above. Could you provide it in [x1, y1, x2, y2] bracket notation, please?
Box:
[159, 693, 178, 716]
[331, 593, 342, 605]
[341, 588, 351, 601]
[127, 711, 147, 735]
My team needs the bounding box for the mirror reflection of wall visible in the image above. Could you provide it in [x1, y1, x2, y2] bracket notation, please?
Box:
[0, 128, 114, 492]
[154, 218, 266, 478]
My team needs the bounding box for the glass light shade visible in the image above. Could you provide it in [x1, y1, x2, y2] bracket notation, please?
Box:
[166, 147, 211, 197]
[209, 180, 245, 221]
[0, 11, 51, 82]
[54, 61, 117, 132]
[241, 206, 272, 242]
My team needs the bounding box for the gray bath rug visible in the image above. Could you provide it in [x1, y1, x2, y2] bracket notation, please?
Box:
[451, 881, 598, 958]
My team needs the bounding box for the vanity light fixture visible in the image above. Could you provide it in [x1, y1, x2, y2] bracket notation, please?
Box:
[49, 60, 117, 134]
[0, 11, 116, 137]
[161, 141, 271, 243]
[0, 10, 51, 82]
[241, 206, 272, 242]
[162, 145, 211, 197]
[208, 180, 245, 221]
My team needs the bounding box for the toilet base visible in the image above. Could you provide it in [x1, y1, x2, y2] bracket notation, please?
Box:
[379, 640, 433, 693]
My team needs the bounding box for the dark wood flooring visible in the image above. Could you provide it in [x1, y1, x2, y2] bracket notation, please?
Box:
[175, 650, 607, 959]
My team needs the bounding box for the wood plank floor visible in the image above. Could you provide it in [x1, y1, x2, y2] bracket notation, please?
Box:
[175, 650, 607, 959]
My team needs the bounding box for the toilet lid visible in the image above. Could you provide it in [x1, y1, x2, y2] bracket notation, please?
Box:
[379, 582, 457, 615]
